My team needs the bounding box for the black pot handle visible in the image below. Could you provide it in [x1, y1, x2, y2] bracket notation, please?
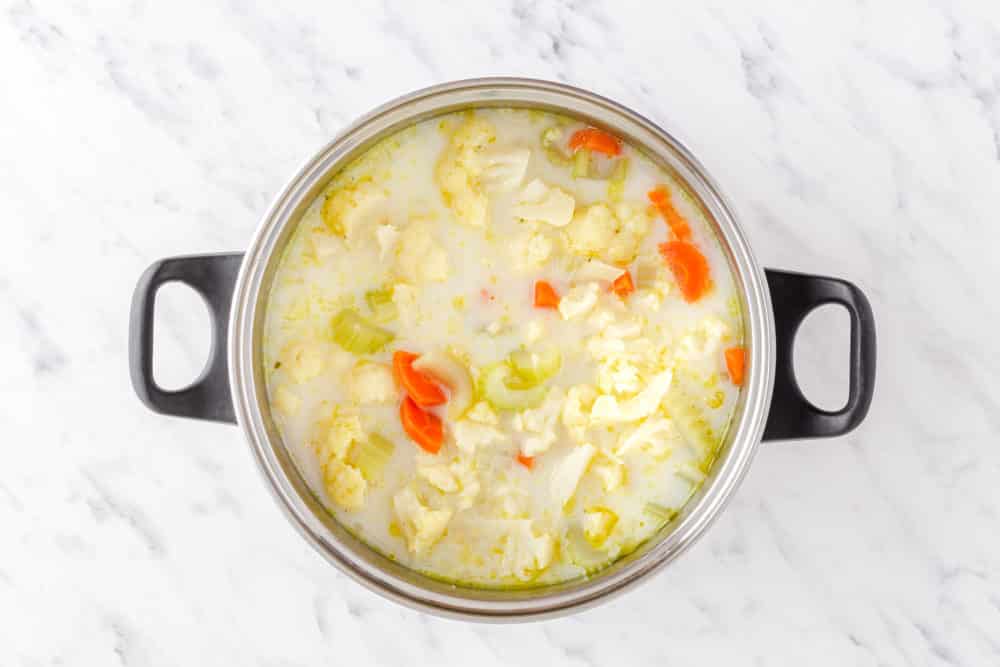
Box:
[762, 269, 876, 441]
[129, 253, 244, 424]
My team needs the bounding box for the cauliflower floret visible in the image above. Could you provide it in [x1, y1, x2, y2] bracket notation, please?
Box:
[323, 458, 367, 510]
[274, 385, 301, 417]
[450, 459, 481, 510]
[674, 317, 730, 362]
[452, 419, 505, 455]
[436, 117, 496, 228]
[583, 507, 619, 546]
[395, 219, 449, 283]
[607, 203, 651, 264]
[512, 179, 576, 227]
[525, 232, 554, 266]
[480, 147, 530, 193]
[348, 362, 397, 404]
[393, 485, 452, 554]
[587, 333, 628, 360]
[589, 369, 674, 425]
[565, 203, 617, 257]
[465, 401, 499, 425]
[597, 357, 642, 396]
[590, 452, 626, 492]
[498, 520, 556, 581]
[632, 289, 663, 312]
[551, 443, 597, 509]
[321, 182, 387, 241]
[417, 463, 459, 493]
[604, 314, 644, 339]
[374, 224, 400, 261]
[562, 384, 598, 442]
[558, 282, 600, 320]
[616, 417, 677, 459]
[284, 343, 324, 384]
[317, 411, 364, 464]
[517, 388, 565, 456]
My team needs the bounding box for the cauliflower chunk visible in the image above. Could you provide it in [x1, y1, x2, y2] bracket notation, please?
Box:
[616, 417, 677, 459]
[348, 362, 397, 404]
[395, 219, 449, 283]
[583, 507, 619, 546]
[674, 317, 730, 362]
[590, 453, 626, 492]
[374, 224, 400, 261]
[452, 419, 505, 455]
[480, 147, 530, 193]
[522, 232, 554, 267]
[436, 117, 496, 228]
[512, 179, 576, 227]
[575, 258, 626, 282]
[562, 385, 598, 442]
[323, 458, 367, 510]
[417, 463, 459, 493]
[565, 203, 617, 256]
[285, 343, 324, 384]
[558, 283, 600, 320]
[393, 486, 453, 554]
[465, 401, 499, 425]
[607, 203, 651, 264]
[321, 182, 387, 241]
[597, 357, 642, 396]
[551, 443, 597, 509]
[317, 412, 364, 464]
[523, 320, 545, 345]
[498, 520, 556, 581]
[589, 369, 674, 425]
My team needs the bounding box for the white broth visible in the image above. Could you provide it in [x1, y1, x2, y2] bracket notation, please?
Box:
[263, 108, 744, 586]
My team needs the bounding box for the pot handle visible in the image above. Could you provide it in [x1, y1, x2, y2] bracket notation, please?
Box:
[129, 253, 244, 424]
[762, 269, 876, 441]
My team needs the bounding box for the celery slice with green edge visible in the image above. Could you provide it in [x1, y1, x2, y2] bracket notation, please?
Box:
[643, 502, 677, 530]
[564, 525, 613, 575]
[509, 347, 562, 387]
[348, 433, 395, 482]
[607, 158, 630, 202]
[330, 308, 394, 355]
[364, 286, 398, 324]
[541, 127, 571, 166]
[572, 149, 591, 178]
[479, 363, 547, 410]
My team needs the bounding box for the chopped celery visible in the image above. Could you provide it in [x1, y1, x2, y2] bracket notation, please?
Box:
[572, 149, 591, 178]
[348, 433, 395, 482]
[664, 385, 717, 455]
[564, 525, 612, 574]
[643, 502, 677, 530]
[509, 347, 562, 387]
[541, 127, 571, 166]
[479, 363, 547, 411]
[330, 308, 394, 355]
[365, 286, 398, 324]
[607, 158, 630, 202]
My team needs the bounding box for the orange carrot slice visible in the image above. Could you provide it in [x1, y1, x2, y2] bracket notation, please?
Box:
[611, 270, 635, 299]
[568, 128, 622, 156]
[516, 453, 535, 469]
[659, 241, 711, 302]
[648, 186, 692, 241]
[534, 280, 560, 309]
[399, 396, 444, 454]
[393, 351, 446, 406]
[725, 346, 746, 386]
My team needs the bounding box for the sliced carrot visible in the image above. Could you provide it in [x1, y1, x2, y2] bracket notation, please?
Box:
[648, 186, 692, 241]
[393, 350, 446, 406]
[534, 280, 560, 309]
[480, 288, 495, 303]
[659, 241, 711, 302]
[610, 270, 635, 299]
[516, 453, 535, 469]
[725, 346, 746, 386]
[568, 128, 622, 157]
[399, 396, 444, 454]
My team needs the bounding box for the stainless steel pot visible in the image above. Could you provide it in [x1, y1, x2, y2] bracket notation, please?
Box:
[129, 78, 876, 620]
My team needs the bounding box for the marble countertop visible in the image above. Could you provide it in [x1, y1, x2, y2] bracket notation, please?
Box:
[3, 1, 998, 664]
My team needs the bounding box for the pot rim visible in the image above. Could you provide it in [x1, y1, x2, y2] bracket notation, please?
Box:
[228, 77, 775, 621]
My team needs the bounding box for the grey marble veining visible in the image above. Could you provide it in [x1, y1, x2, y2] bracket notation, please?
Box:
[1, 1, 998, 665]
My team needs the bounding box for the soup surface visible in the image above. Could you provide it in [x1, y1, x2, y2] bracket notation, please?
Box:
[263, 108, 745, 586]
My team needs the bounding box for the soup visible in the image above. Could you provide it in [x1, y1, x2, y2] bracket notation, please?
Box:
[263, 108, 744, 586]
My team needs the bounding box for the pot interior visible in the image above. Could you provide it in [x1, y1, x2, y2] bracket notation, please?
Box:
[232, 79, 772, 618]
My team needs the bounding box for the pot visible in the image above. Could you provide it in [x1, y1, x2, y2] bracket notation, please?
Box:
[129, 78, 876, 620]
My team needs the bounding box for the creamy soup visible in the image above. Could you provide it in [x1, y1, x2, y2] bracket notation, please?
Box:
[263, 108, 745, 586]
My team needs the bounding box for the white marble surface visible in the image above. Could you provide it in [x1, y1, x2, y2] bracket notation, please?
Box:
[2, 0, 999, 664]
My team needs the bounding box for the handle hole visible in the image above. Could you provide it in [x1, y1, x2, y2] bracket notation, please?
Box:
[153, 282, 213, 391]
[793, 303, 850, 412]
